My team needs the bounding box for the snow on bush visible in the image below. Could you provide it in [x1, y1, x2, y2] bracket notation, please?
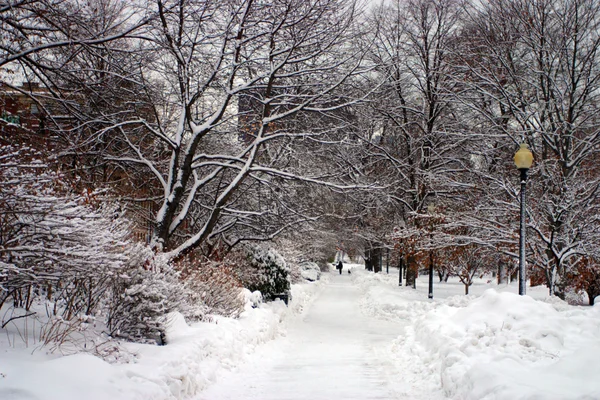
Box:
[179, 260, 245, 320]
[107, 247, 189, 345]
[0, 279, 325, 400]
[0, 146, 139, 348]
[236, 246, 291, 301]
[0, 180, 130, 315]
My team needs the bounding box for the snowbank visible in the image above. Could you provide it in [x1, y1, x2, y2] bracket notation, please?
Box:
[415, 290, 600, 400]
[353, 269, 600, 399]
[0, 280, 324, 400]
[298, 261, 321, 282]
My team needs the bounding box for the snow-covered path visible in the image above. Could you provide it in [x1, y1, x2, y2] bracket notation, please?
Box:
[198, 272, 406, 400]
[5, 268, 598, 400]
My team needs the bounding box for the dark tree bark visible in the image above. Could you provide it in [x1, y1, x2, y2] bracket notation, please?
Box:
[372, 247, 382, 273]
[365, 248, 373, 271]
[405, 255, 417, 289]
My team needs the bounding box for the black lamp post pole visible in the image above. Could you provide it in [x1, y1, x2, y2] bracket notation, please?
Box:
[518, 168, 528, 296]
[428, 250, 434, 299]
[398, 257, 403, 286]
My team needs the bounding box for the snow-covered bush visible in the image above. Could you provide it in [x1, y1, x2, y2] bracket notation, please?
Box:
[242, 288, 263, 308]
[288, 264, 304, 283]
[177, 255, 245, 320]
[299, 261, 321, 282]
[0, 146, 130, 328]
[235, 246, 291, 301]
[106, 246, 186, 345]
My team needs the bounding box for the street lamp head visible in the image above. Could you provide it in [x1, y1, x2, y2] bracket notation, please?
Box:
[514, 143, 533, 170]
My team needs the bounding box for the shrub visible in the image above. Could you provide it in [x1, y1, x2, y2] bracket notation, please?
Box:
[107, 247, 185, 345]
[235, 246, 290, 301]
[0, 146, 137, 349]
[0, 160, 130, 316]
[569, 257, 600, 305]
[178, 256, 245, 320]
[287, 262, 304, 284]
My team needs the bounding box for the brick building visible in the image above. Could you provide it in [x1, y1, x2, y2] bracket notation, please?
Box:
[0, 82, 53, 147]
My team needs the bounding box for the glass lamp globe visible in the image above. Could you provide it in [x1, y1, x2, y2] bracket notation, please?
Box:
[514, 143, 533, 170]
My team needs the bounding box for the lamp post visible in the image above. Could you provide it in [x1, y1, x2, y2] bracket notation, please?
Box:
[427, 204, 436, 299]
[513, 143, 533, 296]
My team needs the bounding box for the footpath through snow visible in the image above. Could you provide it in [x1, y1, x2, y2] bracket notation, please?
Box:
[199, 267, 600, 400]
[198, 266, 420, 400]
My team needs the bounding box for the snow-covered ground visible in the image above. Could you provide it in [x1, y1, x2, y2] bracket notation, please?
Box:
[197, 265, 600, 400]
[198, 268, 413, 400]
[355, 267, 600, 400]
[2, 265, 600, 400]
[0, 280, 325, 400]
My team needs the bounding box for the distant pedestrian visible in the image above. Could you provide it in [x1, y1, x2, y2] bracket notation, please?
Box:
[337, 260, 343, 274]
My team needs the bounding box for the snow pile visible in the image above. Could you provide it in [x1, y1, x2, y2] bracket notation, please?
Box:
[0, 281, 323, 400]
[353, 269, 600, 399]
[405, 290, 600, 399]
[243, 289, 263, 308]
[353, 268, 436, 321]
[286, 274, 327, 315]
[299, 261, 321, 282]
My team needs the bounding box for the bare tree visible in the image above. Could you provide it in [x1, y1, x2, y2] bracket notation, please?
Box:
[101, 0, 370, 259]
[456, 0, 600, 296]
[357, 0, 469, 283]
[0, 0, 146, 69]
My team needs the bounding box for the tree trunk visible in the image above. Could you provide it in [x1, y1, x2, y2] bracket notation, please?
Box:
[372, 247, 382, 273]
[405, 255, 417, 289]
[497, 260, 506, 285]
[386, 248, 389, 274]
[465, 284, 469, 295]
[365, 248, 373, 271]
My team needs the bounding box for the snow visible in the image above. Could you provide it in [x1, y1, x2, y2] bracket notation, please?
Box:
[197, 270, 406, 400]
[2, 265, 600, 400]
[354, 267, 600, 400]
[0, 281, 324, 400]
[299, 261, 321, 282]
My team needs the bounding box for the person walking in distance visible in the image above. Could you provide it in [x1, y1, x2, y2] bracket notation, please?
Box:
[337, 260, 343, 274]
